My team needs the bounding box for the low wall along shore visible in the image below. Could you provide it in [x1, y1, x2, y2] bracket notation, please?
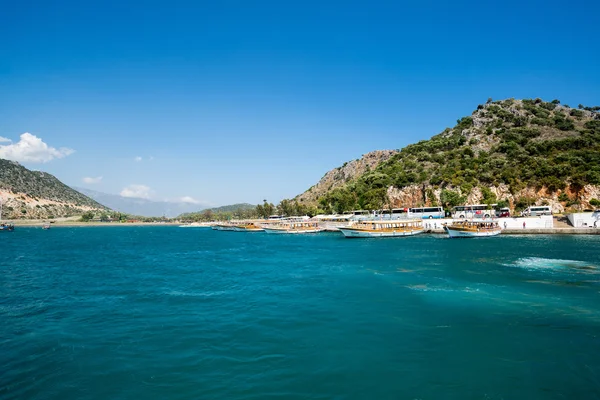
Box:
[567, 212, 600, 228]
[6, 214, 600, 234]
[420, 215, 552, 230]
[421, 215, 600, 235]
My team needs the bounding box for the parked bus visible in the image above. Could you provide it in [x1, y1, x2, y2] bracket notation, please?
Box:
[350, 210, 372, 220]
[375, 208, 410, 220]
[391, 208, 409, 218]
[351, 210, 371, 216]
[522, 206, 552, 216]
[409, 206, 445, 219]
[452, 204, 497, 219]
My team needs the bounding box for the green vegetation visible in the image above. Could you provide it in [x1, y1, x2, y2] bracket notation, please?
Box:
[178, 199, 321, 221]
[440, 189, 466, 209]
[178, 203, 257, 222]
[558, 192, 570, 202]
[80, 211, 94, 222]
[307, 99, 600, 213]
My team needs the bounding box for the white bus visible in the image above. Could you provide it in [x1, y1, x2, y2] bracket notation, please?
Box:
[522, 206, 552, 216]
[409, 206, 445, 219]
[375, 208, 411, 220]
[452, 204, 497, 219]
[350, 210, 372, 221]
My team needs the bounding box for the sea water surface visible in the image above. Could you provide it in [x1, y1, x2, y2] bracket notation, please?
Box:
[2, 227, 600, 399]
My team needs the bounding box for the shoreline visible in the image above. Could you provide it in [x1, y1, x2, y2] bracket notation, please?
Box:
[7, 221, 182, 227]
[422, 227, 600, 235]
[5, 221, 600, 234]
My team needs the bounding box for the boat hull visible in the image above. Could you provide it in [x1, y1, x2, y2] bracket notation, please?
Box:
[444, 227, 501, 238]
[263, 227, 322, 234]
[179, 223, 211, 228]
[214, 225, 236, 231]
[232, 226, 264, 232]
[338, 227, 424, 238]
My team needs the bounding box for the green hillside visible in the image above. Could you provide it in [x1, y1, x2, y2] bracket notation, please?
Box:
[178, 203, 256, 221]
[310, 99, 600, 213]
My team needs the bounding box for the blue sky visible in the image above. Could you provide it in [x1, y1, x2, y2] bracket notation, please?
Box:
[1, 0, 599, 207]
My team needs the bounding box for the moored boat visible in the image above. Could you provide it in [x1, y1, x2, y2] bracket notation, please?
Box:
[232, 222, 264, 232]
[0, 223, 15, 232]
[262, 220, 323, 234]
[0, 199, 14, 231]
[312, 214, 354, 231]
[443, 220, 502, 238]
[213, 223, 236, 231]
[338, 219, 424, 238]
[179, 222, 211, 228]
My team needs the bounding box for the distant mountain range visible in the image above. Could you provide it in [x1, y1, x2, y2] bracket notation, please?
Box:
[73, 187, 210, 218]
[0, 158, 250, 219]
[200, 203, 256, 214]
[177, 203, 257, 220]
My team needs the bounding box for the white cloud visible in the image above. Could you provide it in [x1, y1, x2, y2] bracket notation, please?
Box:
[120, 184, 153, 199]
[179, 196, 202, 204]
[134, 156, 142, 162]
[83, 176, 103, 184]
[0, 132, 74, 163]
[0, 136, 11, 143]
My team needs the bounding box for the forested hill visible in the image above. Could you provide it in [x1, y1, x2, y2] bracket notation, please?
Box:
[0, 159, 109, 219]
[177, 203, 256, 220]
[296, 99, 600, 213]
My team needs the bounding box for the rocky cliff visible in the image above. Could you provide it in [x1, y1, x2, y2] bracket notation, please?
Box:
[296, 150, 397, 204]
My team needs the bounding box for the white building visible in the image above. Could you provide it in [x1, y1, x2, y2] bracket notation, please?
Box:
[567, 212, 600, 228]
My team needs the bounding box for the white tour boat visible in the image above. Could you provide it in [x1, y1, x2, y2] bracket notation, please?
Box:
[213, 223, 236, 231]
[231, 222, 264, 232]
[179, 222, 211, 228]
[443, 220, 502, 238]
[262, 220, 323, 234]
[338, 219, 424, 238]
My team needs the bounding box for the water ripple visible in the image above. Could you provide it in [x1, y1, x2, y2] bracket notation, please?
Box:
[1, 228, 600, 399]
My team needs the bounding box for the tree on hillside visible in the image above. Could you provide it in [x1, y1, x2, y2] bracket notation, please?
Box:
[318, 187, 357, 214]
[256, 200, 275, 218]
[80, 211, 94, 222]
[440, 189, 466, 209]
[480, 187, 497, 206]
[202, 209, 214, 221]
[277, 199, 294, 216]
[359, 188, 388, 211]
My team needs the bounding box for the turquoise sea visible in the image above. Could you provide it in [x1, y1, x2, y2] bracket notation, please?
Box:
[2, 227, 600, 399]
